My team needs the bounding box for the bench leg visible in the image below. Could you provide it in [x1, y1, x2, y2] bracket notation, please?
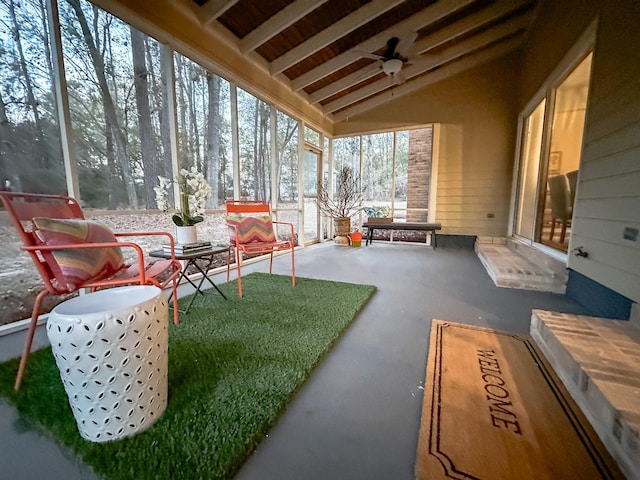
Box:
[431, 230, 437, 249]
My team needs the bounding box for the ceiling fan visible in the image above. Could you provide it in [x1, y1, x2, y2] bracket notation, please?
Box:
[355, 34, 418, 84]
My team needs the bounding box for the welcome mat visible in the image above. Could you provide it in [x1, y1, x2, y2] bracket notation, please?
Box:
[415, 320, 624, 480]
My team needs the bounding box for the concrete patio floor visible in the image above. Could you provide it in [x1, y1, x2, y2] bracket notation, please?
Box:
[0, 240, 594, 479]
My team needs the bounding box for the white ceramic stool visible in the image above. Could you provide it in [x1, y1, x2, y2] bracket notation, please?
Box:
[46, 285, 168, 442]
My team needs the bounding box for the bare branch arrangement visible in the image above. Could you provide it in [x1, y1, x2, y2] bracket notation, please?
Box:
[316, 166, 363, 218]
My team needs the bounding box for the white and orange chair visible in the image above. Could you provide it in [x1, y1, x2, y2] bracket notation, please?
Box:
[0, 192, 182, 390]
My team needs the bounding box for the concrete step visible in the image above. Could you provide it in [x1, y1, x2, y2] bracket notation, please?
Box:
[475, 241, 564, 293]
[530, 309, 640, 480]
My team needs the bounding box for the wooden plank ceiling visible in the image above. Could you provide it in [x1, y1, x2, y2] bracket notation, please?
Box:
[191, 0, 538, 122]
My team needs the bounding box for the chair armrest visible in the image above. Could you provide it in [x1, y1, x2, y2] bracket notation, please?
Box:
[225, 222, 240, 247]
[272, 221, 295, 245]
[114, 231, 174, 240]
[24, 241, 149, 283]
[114, 231, 178, 261]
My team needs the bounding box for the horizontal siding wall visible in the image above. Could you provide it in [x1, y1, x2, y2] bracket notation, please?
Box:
[568, 0, 640, 303]
[435, 123, 512, 236]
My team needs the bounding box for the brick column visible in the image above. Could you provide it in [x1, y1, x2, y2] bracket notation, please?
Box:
[407, 127, 433, 222]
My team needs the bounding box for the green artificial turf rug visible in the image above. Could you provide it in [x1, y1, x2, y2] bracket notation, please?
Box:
[0, 273, 376, 480]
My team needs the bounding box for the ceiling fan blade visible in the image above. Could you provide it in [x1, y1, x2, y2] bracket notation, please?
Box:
[354, 63, 383, 82]
[396, 31, 418, 58]
[393, 69, 406, 85]
[350, 50, 384, 61]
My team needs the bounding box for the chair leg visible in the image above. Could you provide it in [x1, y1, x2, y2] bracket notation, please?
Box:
[549, 220, 556, 241]
[171, 279, 179, 325]
[236, 249, 243, 298]
[269, 252, 274, 274]
[560, 221, 568, 244]
[291, 247, 295, 287]
[227, 247, 232, 283]
[15, 290, 49, 390]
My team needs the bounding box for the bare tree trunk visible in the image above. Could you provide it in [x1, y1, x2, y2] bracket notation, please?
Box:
[38, 0, 55, 102]
[252, 97, 259, 198]
[153, 47, 171, 177]
[206, 72, 220, 208]
[364, 137, 375, 200]
[258, 104, 269, 200]
[105, 116, 116, 208]
[0, 90, 8, 126]
[175, 55, 191, 170]
[8, 0, 44, 165]
[67, 0, 138, 208]
[186, 63, 200, 170]
[158, 67, 172, 176]
[102, 10, 118, 207]
[0, 89, 10, 179]
[131, 27, 158, 208]
[277, 120, 296, 203]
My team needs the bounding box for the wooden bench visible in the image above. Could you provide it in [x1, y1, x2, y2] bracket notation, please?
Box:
[362, 219, 442, 249]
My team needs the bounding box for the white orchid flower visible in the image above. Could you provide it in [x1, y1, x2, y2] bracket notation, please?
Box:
[155, 168, 212, 225]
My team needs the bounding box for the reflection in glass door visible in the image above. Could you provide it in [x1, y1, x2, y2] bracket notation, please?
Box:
[539, 53, 592, 251]
[514, 53, 592, 253]
[303, 149, 320, 243]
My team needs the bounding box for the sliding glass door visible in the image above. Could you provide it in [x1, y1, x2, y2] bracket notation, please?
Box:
[514, 100, 546, 240]
[513, 53, 592, 253]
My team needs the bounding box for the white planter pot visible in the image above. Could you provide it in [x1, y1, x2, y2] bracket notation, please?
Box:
[176, 225, 197, 245]
[46, 285, 168, 443]
[334, 235, 350, 246]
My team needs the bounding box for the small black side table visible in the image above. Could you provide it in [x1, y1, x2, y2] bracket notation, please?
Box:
[149, 245, 228, 314]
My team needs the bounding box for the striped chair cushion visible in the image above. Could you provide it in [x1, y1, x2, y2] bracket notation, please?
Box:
[227, 215, 276, 244]
[33, 217, 125, 290]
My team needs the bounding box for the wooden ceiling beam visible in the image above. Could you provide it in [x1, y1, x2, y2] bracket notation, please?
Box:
[324, 18, 527, 114]
[239, 0, 328, 54]
[309, 64, 383, 104]
[310, 1, 532, 105]
[414, 0, 531, 55]
[331, 37, 522, 122]
[187, 0, 539, 122]
[290, 0, 476, 92]
[270, 0, 404, 76]
[193, 0, 239, 26]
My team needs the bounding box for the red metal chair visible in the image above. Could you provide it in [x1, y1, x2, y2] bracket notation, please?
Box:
[225, 200, 295, 297]
[0, 192, 182, 390]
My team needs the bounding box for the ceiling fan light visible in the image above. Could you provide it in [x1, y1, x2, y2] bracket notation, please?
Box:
[382, 58, 403, 76]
